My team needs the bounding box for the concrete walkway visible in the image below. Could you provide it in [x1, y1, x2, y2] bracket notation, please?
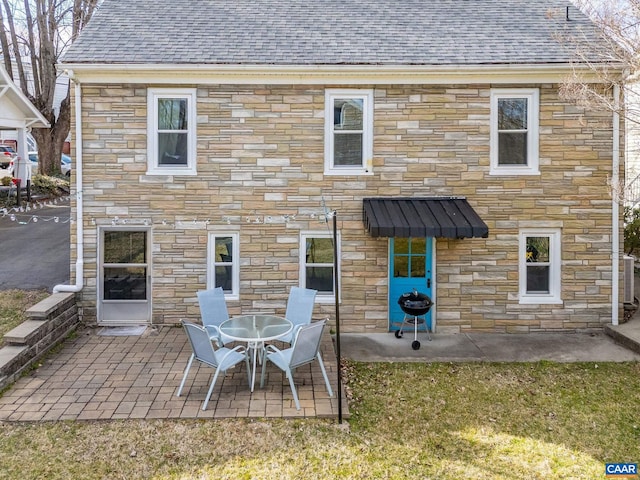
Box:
[0, 325, 343, 422]
[340, 318, 640, 363]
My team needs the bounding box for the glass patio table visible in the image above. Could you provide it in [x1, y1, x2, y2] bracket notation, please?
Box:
[219, 314, 293, 392]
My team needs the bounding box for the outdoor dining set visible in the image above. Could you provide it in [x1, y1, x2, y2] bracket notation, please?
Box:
[176, 286, 334, 411]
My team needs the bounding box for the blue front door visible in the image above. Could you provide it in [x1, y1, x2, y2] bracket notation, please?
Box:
[389, 237, 433, 331]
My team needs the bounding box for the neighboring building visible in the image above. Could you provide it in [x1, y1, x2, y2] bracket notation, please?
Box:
[0, 64, 49, 180]
[59, 0, 625, 333]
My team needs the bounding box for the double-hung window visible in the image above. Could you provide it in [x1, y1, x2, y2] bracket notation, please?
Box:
[490, 89, 539, 175]
[519, 229, 562, 304]
[207, 233, 239, 299]
[147, 88, 197, 175]
[300, 232, 339, 302]
[324, 89, 373, 175]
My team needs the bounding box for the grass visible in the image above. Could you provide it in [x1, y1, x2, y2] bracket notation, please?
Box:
[1, 294, 639, 479]
[0, 289, 49, 340]
[0, 362, 638, 479]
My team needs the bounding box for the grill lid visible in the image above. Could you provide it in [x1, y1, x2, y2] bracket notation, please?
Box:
[398, 289, 433, 316]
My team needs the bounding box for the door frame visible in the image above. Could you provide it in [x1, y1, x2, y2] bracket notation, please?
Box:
[388, 237, 437, 333]
[97, 226, 152, 326]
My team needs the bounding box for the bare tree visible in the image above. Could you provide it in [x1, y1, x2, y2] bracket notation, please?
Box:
[556, 1, 640, 203]
[0, 0, 99, 175]
[559, 1, 639, 120]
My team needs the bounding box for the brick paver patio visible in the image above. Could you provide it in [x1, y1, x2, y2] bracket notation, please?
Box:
[0, 325, 346, 421]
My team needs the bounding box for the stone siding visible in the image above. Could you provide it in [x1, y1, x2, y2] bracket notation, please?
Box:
[72, 83, 622, 333]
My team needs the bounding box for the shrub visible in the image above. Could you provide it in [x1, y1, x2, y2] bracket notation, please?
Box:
[31, 174, 69, 196]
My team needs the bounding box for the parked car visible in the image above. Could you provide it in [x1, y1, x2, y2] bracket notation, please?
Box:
[27, 151, 72, 177]
[0, 146, 17, 169]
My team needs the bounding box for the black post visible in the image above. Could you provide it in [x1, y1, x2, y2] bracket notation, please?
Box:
[332, 210, 342, 423]
[26, 179, 31, 202]
[15, 179, 21, 207]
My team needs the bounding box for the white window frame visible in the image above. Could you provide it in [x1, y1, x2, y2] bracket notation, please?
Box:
[518, 229, 562, 304]
[324, 89, 374, 176]
[299, 231, 340, 304]
[490, 88, 539, 176]
[147, 88, 197, 176]
[207, 232, 240, 300]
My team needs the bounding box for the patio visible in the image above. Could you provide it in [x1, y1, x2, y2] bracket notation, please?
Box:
[0, 324, 345, 421]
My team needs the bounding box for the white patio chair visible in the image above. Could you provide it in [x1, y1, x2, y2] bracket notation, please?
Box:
[197, 287, 232, 346]
[278, 286, 317, 344]
[260, 319, 333, 410]
[177, 321, 251, 410]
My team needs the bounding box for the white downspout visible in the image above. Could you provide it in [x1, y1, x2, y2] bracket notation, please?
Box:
[611, 83, 621, 326]
[53, 74, 83, 293]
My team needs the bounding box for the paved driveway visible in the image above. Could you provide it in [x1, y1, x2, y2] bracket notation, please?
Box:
[0, 201, 70, 290]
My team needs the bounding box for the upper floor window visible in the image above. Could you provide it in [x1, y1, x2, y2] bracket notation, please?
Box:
[490, 89, 539, 176]
[207, 232, 239, 299]
[300, 232, 340, 303]
[147, 88, 197, 176]
[324, 89, 373, 175]
[519, 229, 562, 304]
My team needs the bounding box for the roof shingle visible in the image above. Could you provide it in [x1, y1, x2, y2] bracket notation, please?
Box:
[62, 0, 608, 66]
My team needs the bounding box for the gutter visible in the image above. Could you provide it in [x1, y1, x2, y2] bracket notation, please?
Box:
[611, 83, 621, 325]
[53, 73, 83, 293]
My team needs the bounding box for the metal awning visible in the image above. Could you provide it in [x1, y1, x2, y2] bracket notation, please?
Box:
[363, 197, 489, 238]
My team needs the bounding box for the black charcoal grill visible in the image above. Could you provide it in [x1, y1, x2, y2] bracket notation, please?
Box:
[395, 289, 433, 350]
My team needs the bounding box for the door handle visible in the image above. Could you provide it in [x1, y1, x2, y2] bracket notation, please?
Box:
[427, 278, 431, 288]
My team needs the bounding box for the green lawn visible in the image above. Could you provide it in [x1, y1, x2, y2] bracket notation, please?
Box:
[1, 294, 639, 479]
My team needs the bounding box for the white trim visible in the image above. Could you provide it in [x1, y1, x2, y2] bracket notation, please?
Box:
[324, 89, 373, 176]
[59, 63, 618, 85]
[146, 88, 197, 176]
[612, 84, 621, 325]
[207, 232, 240, 300]
[518, 229, 562, 305]
[300, 231, 340, 304]
[490, 88, 539, 176]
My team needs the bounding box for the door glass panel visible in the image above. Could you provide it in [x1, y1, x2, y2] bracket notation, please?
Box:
[411, 238, 426, 255]
[104, 267, 147, 300]
[394, 238, 409, 254]
[104, 231, 146, 264]
[411, 256, 426, 277]
[394, 238, 426, 278]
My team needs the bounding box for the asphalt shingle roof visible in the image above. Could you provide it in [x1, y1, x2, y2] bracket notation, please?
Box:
[62, 0, 607, 66]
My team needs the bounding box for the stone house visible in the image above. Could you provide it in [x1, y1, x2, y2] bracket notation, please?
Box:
[57, 0, 625, 334]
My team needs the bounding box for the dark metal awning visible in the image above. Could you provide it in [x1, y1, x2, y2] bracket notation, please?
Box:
[363, 197, 489, 239]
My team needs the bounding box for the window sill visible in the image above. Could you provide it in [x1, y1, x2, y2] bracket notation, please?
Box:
[518, 296, 563, 305]
[146, 167, 197, 176]
[324, 169, 373, 176]
[489, 166, 540, 176]
[315, 295, 337, 305]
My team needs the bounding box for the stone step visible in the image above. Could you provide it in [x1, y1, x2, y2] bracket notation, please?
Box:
[0, 345, 28, 374]
[3, 320, 46, 346]
[604, 319, 640, 355]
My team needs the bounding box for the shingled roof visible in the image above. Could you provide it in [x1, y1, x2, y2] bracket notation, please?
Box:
[62, 0, 607, 66]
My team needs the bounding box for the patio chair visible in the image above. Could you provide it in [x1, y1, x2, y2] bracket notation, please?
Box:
[259, 319, 333, 410]
[176, 321, 251, 410]
[279, 287, 317, 344]
[197, 287, 232, 346]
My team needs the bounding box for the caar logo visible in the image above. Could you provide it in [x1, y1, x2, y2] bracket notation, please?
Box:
[606, 463, 638, 478]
